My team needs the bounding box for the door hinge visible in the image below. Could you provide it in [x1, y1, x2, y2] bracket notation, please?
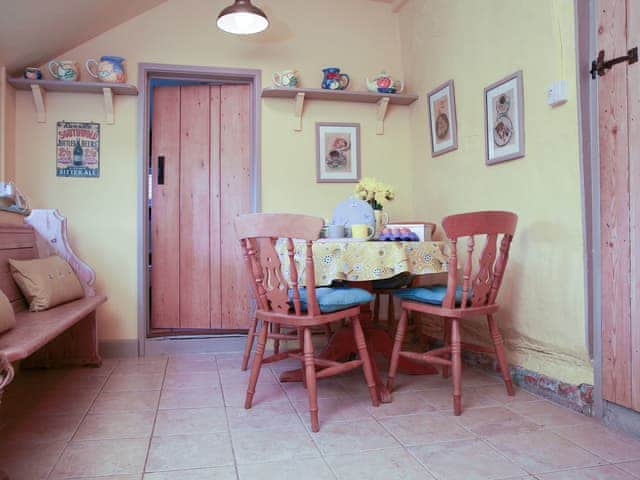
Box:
[591, 47, 638, 79]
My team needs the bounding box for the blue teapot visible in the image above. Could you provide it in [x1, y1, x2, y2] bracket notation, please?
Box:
[321, 67, 350, 90]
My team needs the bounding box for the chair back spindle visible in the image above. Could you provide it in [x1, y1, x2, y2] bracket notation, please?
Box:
[441, 211, 517, 309]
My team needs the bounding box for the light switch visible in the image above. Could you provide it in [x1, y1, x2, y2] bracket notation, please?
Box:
[547, 80, 568, 107]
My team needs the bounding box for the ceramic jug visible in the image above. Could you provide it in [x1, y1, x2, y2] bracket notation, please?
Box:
[273, 69, 299, 88]
[85, 56, 126, 83]
[321, 67, 350, 90]
[366, 71, 404, 94]
[48, 61, 80, 81]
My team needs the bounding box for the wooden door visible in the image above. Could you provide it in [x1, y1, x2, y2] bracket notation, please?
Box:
[599, 0, 640, 412]
[151, 84, 252, 332]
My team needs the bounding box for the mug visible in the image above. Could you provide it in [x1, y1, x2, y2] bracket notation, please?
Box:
[23, 67, 42, 80]
[351, 224, 374, 240]
[48, 61, 80, 81]
[272, 69, 299, 88]
[326, 224, 345, 238]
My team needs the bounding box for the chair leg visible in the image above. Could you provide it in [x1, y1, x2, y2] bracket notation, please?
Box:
[373, 293, 381, 324]
[487, 314, 515, 396]
[303, 327, 319, 432]
[386, 308, 408, 391]
[451, 319, 462, 415]
[272, 322, 281, 355]
[245, 320, 270, 409]
[352, 316, 380, 407]
[241, 317, 258, 371]
[387, 294, 395, 330]
[442, 319, 452, 379]
[298, 327, 307, 389]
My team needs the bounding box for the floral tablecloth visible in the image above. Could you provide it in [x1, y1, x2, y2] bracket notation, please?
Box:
[277, 240, 449, 286]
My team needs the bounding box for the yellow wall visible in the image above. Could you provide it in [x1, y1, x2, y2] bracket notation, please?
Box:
[13, 0, 413, 341]
[398, 0, 592, 385]
[0, 65, 16, 181]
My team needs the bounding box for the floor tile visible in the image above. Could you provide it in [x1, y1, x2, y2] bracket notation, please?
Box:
[0, 440, 66, 480]
[292, 396, 373, 424]
[370, 390, 437, 418]
[159, 386, 224, 409]
[409, 438, 527, 480]
[103, 373, 164, 392]
[553, 423, 640, 463]
[34, 388, 98, 415]
[53, 476, 139, 480]
[154, 407, 228, 436]
[456, 406, 540, 437]
[238, 457, 335, 480]
[420, 386, 502, 411]
[326, 447, 435, 479]
[163, 371, 220, 390]
[379, 412, 475, 446]
[74, 411, 156, 441]
[536, 464, 639, 479]
[311, 418, 401, 455]
[223, 382, 289, 407]
[231, 424, 320, 464]
[616, 460, 640, 477]
[51, 438, 149, 478]
[167, 354, 219, 374]
[112, 361, 167, 376]
[218, 367, 277, 387]
[487, 430, 606, 474]
[91, 390, 160, 414]
[281, 377, 349, 401]
[146, 433, 234, 472]
[507, 401, 592, 428]
[0, 412, 83, 445]
[227, 401, 302, 431]
[474, 384, 540, 404]
[144, 467, 237, 479]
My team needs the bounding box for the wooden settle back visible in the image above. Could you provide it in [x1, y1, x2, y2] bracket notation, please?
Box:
[235, 213, 324, 317]
[0, 224, 39, 313]
[441, 211, 518, 309]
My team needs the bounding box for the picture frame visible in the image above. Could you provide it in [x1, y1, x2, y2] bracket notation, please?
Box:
[56, 121, 101, 178]
[316, 122, 361, 183]
[484, 70, 525, 165]
[427, 79, 458, 157]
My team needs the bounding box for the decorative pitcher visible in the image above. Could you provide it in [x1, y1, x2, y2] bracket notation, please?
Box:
[48, 61, 80, 81]
[366, 71, 404, 94]
[85, 56, 126, 83]
[321, 67, 350, 90]
[273, 69, 299, 88]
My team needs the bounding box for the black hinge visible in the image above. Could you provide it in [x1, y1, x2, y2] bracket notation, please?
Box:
[591, 47, 638, 79]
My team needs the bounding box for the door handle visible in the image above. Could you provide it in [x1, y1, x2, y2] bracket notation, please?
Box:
[157, 156, 165, 185]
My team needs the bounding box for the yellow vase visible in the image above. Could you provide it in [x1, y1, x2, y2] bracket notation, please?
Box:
[374, 209, 389, 238]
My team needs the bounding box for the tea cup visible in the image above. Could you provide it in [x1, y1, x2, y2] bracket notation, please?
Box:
[351, 224, 374, 240]
[23, 67, 42, 80]
[326, 224, 345, 238]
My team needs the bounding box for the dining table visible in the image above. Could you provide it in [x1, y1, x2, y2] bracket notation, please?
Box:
[276, 238, 450, 403]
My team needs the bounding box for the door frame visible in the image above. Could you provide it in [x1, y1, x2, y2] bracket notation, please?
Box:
[136, 63, 261, 356]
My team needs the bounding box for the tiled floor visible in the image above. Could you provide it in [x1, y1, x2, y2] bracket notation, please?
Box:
[1, 353, 640, 479]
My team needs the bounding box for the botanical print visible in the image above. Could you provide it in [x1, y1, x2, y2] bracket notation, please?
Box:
[427, 80, 458, 157]
[316, 123, 360, 183]
[485, 71, 524, 165]
[56, 122, 100, 178]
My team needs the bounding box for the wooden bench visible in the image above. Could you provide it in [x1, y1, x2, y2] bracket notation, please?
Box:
[0, 209, 107, 396]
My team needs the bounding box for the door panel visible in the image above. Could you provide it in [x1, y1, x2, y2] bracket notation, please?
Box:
[220, 84, 252, 329]
[179, 85, 211, 329]
[151, 86, 180, 329]
[209, 86, 222, 328]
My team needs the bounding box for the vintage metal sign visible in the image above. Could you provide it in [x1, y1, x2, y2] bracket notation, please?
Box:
[56, 122, 100, 178]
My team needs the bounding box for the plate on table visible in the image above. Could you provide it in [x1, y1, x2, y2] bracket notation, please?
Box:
[331, 197, 375, 231]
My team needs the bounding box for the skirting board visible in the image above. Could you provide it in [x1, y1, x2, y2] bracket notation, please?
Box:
[603, 400, 640, 437]
[100, 335, 247, 358]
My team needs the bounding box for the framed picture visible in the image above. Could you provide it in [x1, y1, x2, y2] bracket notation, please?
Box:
[316, 122, 361, 183]
[484, 70, 525, 165]
[56, 121, 100, 177]
[427, 79, 458, 157]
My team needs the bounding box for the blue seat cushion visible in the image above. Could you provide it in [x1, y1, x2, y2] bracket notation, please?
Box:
[394, 285, 465, 306]
[289, 287, 374, 313]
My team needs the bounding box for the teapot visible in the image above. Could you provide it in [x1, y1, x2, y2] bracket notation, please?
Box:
[85, 56, 126, 83]
[48, 61, 80, 81]
[366, 71, 404, 94]
[273, 69, 299, 88]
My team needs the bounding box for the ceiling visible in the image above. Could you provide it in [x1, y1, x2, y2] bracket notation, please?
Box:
[0, 0, 166, 73]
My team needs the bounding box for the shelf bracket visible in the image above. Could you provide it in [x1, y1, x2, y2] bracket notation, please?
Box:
[102, 87, 114, 124]
[30, 84, 46, 123]
[376, 97, 390, 135]
[293, 92, 305, 131]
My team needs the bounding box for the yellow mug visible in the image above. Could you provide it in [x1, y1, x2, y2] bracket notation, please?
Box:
[351, 224, 375, 240]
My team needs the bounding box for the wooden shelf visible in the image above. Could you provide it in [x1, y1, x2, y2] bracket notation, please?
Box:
[7, 78, 138, 124]
[261, 87, 418, 134]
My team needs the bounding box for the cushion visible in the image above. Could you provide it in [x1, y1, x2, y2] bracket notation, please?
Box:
[394, 285, 465, 306]
[0, 290, 15, 334]
[290, 287, 374, 313]
[9, 255, 84, 312]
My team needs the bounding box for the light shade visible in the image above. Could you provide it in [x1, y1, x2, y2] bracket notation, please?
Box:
[217, 0, 269, 35]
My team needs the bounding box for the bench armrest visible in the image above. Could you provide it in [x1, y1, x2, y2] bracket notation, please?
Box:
[25, 209, 97, 297]
[0, 352, 14, 392]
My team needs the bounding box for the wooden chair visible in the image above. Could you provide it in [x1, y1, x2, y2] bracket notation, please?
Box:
[387, 211, 517, 415]
[235, 213, 379, 432]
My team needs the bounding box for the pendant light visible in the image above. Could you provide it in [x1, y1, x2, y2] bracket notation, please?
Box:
[217, 0, 269, 35]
